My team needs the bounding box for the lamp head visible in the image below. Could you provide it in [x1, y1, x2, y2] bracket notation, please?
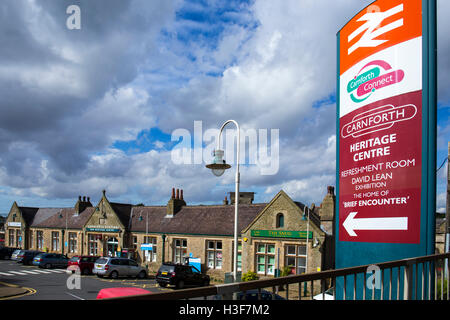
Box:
[206, 149, 231, 177]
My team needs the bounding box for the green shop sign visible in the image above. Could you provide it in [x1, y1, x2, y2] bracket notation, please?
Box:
[251, 230, 312, 239]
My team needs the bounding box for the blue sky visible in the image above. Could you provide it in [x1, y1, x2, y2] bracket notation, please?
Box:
[0, 0, 448, 216]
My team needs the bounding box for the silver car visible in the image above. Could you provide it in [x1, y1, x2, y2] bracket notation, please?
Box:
[11, 249, 25, 261]
[93, 257, 147, 279]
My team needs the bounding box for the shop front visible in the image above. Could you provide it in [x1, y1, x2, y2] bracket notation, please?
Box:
[84, 226, 124, 257]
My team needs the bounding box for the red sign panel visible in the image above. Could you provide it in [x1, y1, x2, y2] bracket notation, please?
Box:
[339, 91, 422, 243]
[338, 0, 423, 243]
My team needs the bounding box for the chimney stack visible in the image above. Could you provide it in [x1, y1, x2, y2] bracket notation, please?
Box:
[327, 186, 334, 195]
[75, 194, 93, 215]
[166, 187, 186, 217]
[223, 196, 229, 205]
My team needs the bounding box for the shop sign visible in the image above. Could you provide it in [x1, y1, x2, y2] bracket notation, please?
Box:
[251, 230, 312, 239]
[8, 222, 21, 227]
[86, 226, 121, 232]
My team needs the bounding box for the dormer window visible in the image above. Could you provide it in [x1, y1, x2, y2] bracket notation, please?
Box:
[276, 213, 284, 228]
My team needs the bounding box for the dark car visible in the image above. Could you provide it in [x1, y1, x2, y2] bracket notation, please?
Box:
[32, 253, 69, 269]
[0, 247, 20, 260]
[68, 255, 100, 275]
[17, 250, 43, 265]
[156, 262, 210, 289]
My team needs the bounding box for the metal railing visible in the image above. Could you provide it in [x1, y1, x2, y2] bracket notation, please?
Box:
[104, 252, 449, 301]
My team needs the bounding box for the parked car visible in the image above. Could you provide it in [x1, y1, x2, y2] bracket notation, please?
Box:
[67, 255, 100, 275]
[156, 262, 210, 289]
[96, 287, 152, 299]
[11, 249, 25, 261]
[0, 247, 20, 260]
[32, 253, 69, 269]
[16, 250, 43, 265]
[93, 257, 147, 279]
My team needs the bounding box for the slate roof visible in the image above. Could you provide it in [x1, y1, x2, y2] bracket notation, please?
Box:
[129, 204, 268, 236]
[109, 202, 133, 229]
[18, 207, 40, 226]
[31, 207, 95, 229]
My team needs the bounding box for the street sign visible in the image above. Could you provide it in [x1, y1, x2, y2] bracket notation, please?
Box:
[140, 243, 153, 251]
[336, 0, 436, 299]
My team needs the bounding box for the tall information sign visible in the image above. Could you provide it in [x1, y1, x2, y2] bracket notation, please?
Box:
[336, 0, 436, 299]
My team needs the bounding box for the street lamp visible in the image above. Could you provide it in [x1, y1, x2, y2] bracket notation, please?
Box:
[59, 211, 68, 255]
[301, 206, 311, 272]
[206, 120, 240, 283]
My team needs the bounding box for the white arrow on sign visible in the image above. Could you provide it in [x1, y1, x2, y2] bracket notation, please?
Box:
[343, 212, 408, 237]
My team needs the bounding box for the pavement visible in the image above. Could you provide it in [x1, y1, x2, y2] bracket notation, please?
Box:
[0, 281, 31, 300]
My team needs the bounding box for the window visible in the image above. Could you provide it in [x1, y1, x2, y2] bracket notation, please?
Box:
[88, 234, 98, 256]
[30, 231, 34, 249]
[285, 244, 307, 274]
[255, 243, 275, 275]
[276, 213, 284, 228]
[129, 260, 138, 267]
[173, 239, 187, 264]
[37, 231, 44, 250]
[8, 230, 14, 247]
[69, 233, 77, 253]
[51, 232, 60, 251]
[143, 236, 157, 262]
[206, 240, 222, 269]
[133, 236, 138, 250]
[232, 241, 242, 272]
[16, 229, 22, 247]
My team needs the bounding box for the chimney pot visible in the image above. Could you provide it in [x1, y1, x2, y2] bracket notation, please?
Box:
[176, 189, 180, 199]
[172, 188, 175, 199]
[83, 196, 86, 202]
[87, 197, 90, 202]
[78, 195, 81, 201]
[180, 189, 184, 200]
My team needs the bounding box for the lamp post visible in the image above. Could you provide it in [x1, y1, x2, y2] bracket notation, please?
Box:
[305, 206, 310, 274]
[206, 120, 240, 283]
[302, 205, 310, 297]
[59, 210, 68, 255]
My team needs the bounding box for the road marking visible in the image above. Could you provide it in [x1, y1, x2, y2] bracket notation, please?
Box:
[18, 270, 40, 274]
[33, 270, 52, 274]
[66, 292, 85, 300]
[0, 272, 14, 276]
[46, 269, 66, 273]
[8, 271, 28, 275]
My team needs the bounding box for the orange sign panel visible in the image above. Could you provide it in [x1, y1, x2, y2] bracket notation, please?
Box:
[339, 0, 422, 75]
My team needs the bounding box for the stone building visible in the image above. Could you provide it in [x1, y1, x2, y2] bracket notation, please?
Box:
[4, 187, 337, 281]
